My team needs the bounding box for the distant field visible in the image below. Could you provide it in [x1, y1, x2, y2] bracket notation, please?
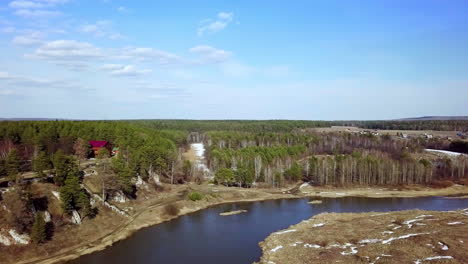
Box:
[312, 126, 461, 138]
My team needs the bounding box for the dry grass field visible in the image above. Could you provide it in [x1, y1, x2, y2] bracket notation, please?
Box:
[257, 209, 468, 264]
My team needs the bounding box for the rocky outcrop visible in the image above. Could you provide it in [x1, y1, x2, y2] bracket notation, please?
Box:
[51, 191, 60, 200]
[43, 211, 52, 222]
[82, 184, 129, 217]
[135, 176, 149, 190]
[0, 232, 12, 246]
[71, 210, 81, 225]
[8, 229, 30, 245]
[111, 191, 129, 203]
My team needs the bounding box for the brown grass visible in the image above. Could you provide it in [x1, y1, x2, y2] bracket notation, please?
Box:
[430, 180, 455, 188]
[163, 203, 180, 216]
[257, 209, 468, 264]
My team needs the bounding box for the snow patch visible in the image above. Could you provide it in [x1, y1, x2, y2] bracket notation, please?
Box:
[359, 238, 381, 244]
[290, 241, 303, 247]
[274, 229, 297, 235]
[447, 221, 463, 225]
[0, 233, 11, 246]
[8, 229, 30, 244]
[438, 242, 449, 250]
[341, 246, 358, 255]
[304, 243, 321, 248]
[270, 245, 283, 252]
[313, 223, 325, 227]
[415, 215, 433, 218]
[382, 233, 429, 244]
[415, 256, 453, 263]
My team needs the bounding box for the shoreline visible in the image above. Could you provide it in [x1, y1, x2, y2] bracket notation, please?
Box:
[15, 184, 468, 264]
[256, 208, 468, 263]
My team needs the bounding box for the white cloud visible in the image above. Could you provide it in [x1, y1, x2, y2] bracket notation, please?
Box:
[10, 1, 46, 9]
[30, 40, 102, 60]
[0, 70, 83, 92]
[10, 0, 69, 18]
[14, 9, 61, 18]
[120, 47, 183, 64]
[197, 11, 234, 36]
[117, 6, 129, 13]
[263, 65, 291, 77]
[221, 61, 256, 77]
[1, 26, 16, 33]
[9, 0, 69, 9]
[189, 45, 232, 63]
[101, 64, 151, 77]
[79, 20, 123, 39]
[12, 31, 44, 46]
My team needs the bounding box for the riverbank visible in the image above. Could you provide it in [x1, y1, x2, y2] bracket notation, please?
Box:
[10, 184, 468, 264]
[257, 209, 468, 264]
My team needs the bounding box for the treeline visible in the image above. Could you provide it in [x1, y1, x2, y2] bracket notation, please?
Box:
[0, 121, 183, 198]
[132, 119, 468, 132]
[206, 131, 468, 187]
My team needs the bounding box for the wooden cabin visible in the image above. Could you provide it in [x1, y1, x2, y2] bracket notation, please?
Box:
[89, 140, 109, 156]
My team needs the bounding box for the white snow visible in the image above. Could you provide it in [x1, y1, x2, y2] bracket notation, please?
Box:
[190, 143, 211, 177]
[8, 229, 30, 244]
[299, 182, 309, 189]
[403, 218, 424, 228]
[359, 238, 381, 244]
[270, 245, 283, 252]
[0, 233, 11, 246]
[371, 213, 390, 216]
[425, 149, 466, 156]
[382, 233, 429, 244]
[290, 241, 303, 247]
[313, 223, 325, 227]
[341, 246, 358, 255]
[438, 242, 449, 250]
[304, 243, 321, 248]
[415, 256, 453, 263]
[274, 229, 297, 235]
[416, 215, 433, 218]
[382, 231, 394, 235]
[447, 221, 463, 225]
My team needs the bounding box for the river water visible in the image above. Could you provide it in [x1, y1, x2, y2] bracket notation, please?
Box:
[70, 196, 467, 264]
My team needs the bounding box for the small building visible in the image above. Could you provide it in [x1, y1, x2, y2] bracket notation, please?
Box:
[112, 147, 120, 156]
[89, 140, 109, 156]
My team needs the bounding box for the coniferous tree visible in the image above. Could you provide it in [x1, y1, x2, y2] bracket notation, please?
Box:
[31, 213, 47, 244]
[6, 149, 20, 180]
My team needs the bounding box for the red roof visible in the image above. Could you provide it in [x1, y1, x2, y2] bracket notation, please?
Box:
[89, 140, 108, 148]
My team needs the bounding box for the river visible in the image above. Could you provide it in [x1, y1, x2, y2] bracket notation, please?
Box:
[69, 196, 467, 264]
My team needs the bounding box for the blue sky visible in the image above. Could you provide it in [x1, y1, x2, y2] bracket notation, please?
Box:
[0, 0, 467, 120]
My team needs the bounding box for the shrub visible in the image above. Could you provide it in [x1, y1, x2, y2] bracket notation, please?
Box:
[163, 204, 180, 216]
[457, 179, 468, 186]
[188, 191, 203, 201]
[430, 180, 454, 189]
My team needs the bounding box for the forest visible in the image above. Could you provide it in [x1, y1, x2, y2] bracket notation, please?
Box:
[131, 119, 468, 132]
[0, 119, 467, 247]
[204, 131, 468, 187]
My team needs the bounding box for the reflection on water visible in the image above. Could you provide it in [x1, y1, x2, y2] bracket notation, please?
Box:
[70, 196, 467, 264]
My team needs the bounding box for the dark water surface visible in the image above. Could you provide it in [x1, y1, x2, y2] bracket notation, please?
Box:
[70, 197, 467, 264]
